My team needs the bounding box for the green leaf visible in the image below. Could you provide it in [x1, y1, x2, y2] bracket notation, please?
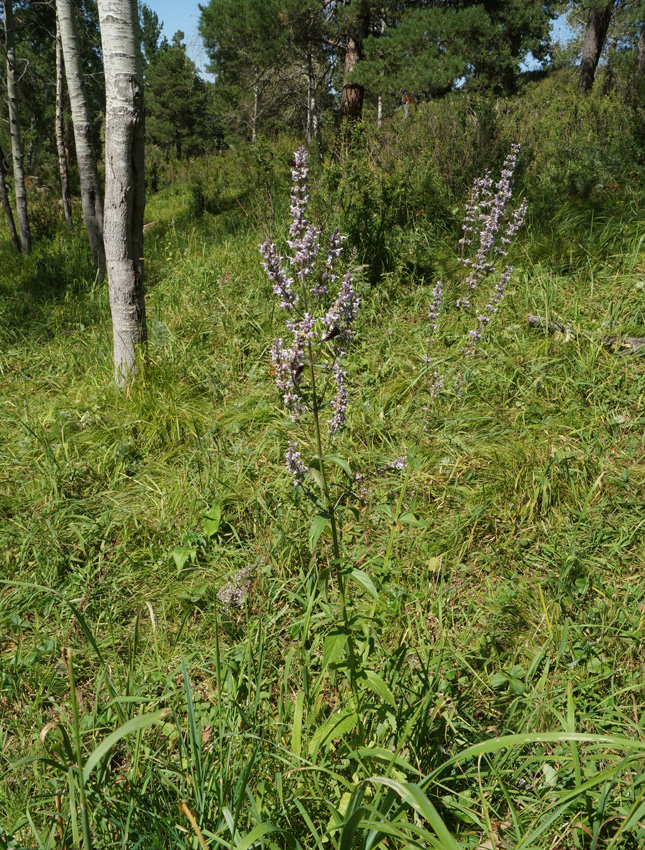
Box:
[324, 455, 353, 477]
[291, 691, 304, 759]
[83, 710, 169, 783]
[362, 670, 396, 707]
[368, 778, 460, 850]
[203, 503, 221, 538]
[309, 709, 359, 755]
[445, 731, 645, 767]
[309, 514, 329, 552]
[509, 677, 526, 695]
[349, 568, 378, 599]
[235, 823, 299, 850]
[490, 672, 509, 689]
[353, 746, 421, 777]
[323, 629, 348, 668]
[407, 452, 422, 472]
[172, 546, 194, 571]
[308, 466, 324, 490]
[398, 511, 427, 528]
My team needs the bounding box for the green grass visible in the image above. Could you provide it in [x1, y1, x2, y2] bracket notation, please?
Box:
[1, 139, 645, 850]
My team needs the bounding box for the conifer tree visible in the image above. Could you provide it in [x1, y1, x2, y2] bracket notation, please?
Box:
[146, 31, 219, 158]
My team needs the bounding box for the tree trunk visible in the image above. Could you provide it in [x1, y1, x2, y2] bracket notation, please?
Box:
[579, 0, 616, 92]
[56, 16, 73, 229]
[0, 143, 20, 252]
[57, 0, 105, 277]
[306, 41, 323, 160]
[602, 34, 618, 95]
[637, 20, 645, 76]
[305, 44, 313, 144]
[340, 35, 364, 120]
[4, 0, 31, 255]
[377, 94, 382, 130]
[97, 0, 147, 385]
[252, 80, 258, 143]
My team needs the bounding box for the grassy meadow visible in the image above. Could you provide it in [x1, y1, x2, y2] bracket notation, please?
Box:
[2, 78, 645, 848]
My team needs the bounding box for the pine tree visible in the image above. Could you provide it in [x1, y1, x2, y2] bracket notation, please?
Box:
[146, 32, 219, 158]
[199, 0, 318, 140]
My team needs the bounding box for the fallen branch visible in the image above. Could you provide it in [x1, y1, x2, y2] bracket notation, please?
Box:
[527, 314, 645, 355]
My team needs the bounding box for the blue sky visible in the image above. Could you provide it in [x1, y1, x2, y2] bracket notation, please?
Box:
[146, 0, 209, 71]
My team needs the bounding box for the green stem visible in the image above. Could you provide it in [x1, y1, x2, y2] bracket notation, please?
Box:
[307, 343, 364, 740]
[66, 648, 92, 850]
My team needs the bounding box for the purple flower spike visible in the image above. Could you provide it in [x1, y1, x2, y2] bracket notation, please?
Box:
[328, 364, 348, 435]
[426, 145, 527, 414]
[286, 441, 308, 486]
[260, 240, 298, 311]
[261, 146, 361, 466]
[456, 143, 525, 310]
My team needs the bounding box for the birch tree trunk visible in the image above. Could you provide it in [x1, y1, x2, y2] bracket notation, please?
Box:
[97, 0, 147, 385]
[0, 143, 20, 252]
[56, 15, 73, 229]
[579, 0, 616, 92]
[4, 0, 31, 255]
[57, 0, 105, 277]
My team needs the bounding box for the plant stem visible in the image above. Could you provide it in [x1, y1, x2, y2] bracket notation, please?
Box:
[66, 648, 92, 850]
[307, 342, 364, 739]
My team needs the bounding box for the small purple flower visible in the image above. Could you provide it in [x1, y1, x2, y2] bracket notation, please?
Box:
[324, 272, 360, 344]
[260, 240, 298, 311]
[462, 265, 514, 356]
[261, 146, 360, 472]
[328, 364, 348, 435]
[286, 441, 308, 486]
[456, 144, 525, 311]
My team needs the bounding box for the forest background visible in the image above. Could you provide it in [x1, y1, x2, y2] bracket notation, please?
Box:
[2, 1, 645, 848]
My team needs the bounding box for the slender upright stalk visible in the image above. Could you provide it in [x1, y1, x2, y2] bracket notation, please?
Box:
[307, 344, 364, 738]
[66, 649, 92, 850]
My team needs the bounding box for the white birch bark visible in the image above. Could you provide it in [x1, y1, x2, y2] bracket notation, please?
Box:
[4, 0, 31, 255]
[55, 15, 73, 229]
[97, 0, 147, 385]
[57, 0, 105, 276]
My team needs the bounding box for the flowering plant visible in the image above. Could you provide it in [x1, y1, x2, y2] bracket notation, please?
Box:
[424, 144, 527, 410]
[261, 147, 368, 729]
[261, 147, 359, 501]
